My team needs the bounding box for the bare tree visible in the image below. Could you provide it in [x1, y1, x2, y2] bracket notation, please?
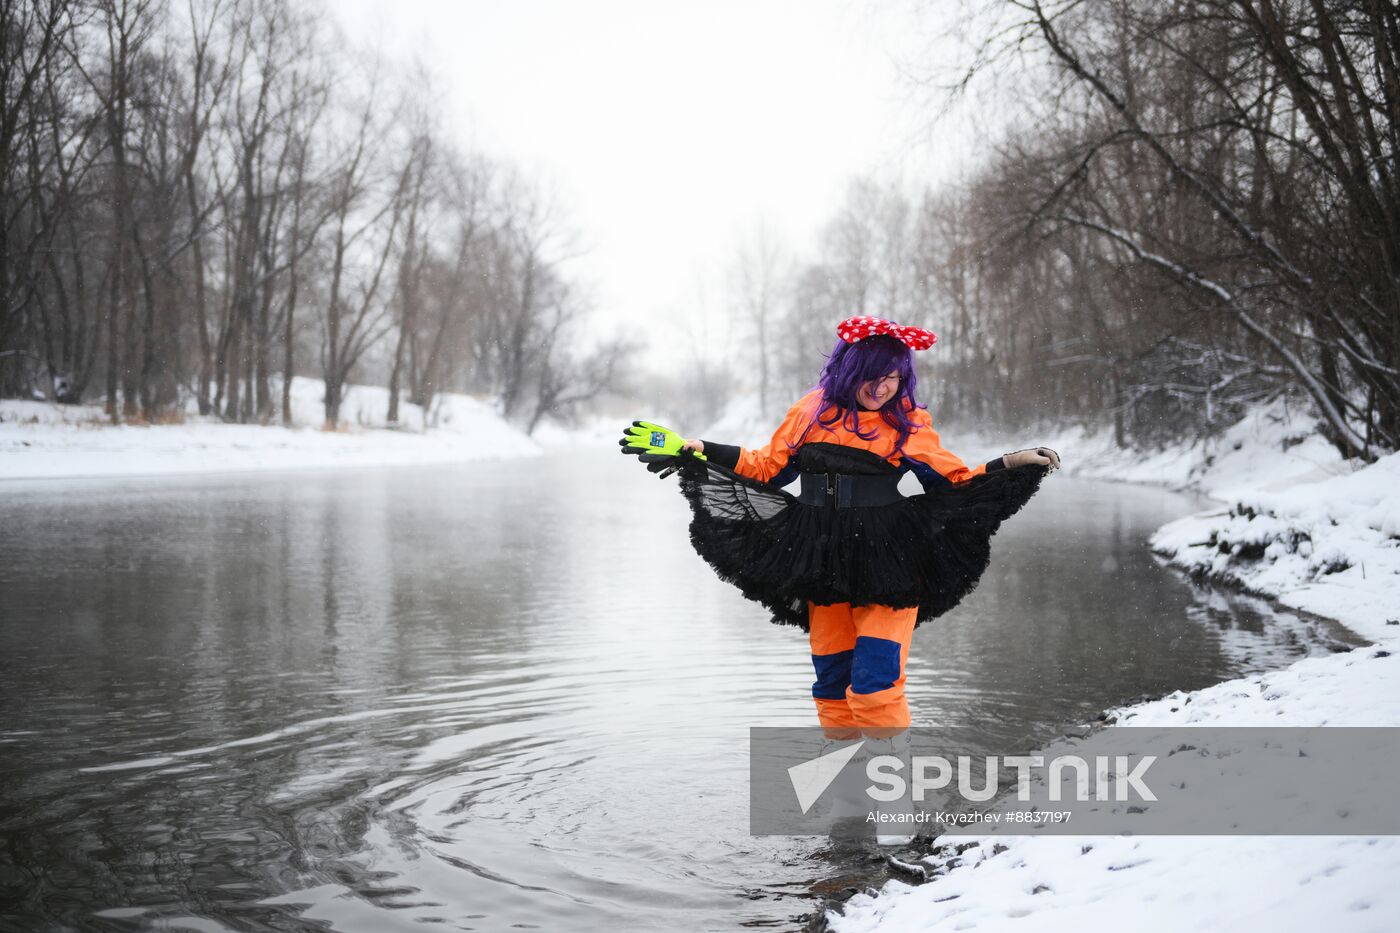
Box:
[385, 99, 435, 426]
[11, 1, 97, 402]
[528, 331, 636, 434]
[86, 0, 161, 421]
[394, 150, 491, 422]
[484, 172, 581, 422]
[0, 0, 618, 439]
[318, 65, 406, 427]
[731, 221, 789, 418]
[989, 0, 1395, 455]
[0, 0, 76, 397]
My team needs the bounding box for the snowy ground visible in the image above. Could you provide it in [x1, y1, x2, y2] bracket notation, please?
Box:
[821, 398, 1400, 932]
[0, 378, 542, 481]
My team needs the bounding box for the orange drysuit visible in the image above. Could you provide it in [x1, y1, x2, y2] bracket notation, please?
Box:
[712, 389, 1003, 734]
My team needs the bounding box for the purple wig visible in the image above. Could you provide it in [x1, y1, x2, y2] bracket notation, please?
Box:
[795, 333, 926, 452]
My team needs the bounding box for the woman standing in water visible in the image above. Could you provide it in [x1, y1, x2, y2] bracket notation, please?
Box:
[620, 316, 1059, 841]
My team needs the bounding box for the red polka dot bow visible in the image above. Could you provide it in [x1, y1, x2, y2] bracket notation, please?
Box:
[835, 316, 938, 351]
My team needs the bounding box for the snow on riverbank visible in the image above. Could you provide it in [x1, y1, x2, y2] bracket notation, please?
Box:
[828, 399, 1400, 933]
[1047, 399, 1345, 497]
[1151, 450, 1400, 646]
[830, 645, 1400, 932]
[0, 378, 541, 482]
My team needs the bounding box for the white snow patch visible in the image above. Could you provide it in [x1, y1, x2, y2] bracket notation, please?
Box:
[0, 377, 541, 481]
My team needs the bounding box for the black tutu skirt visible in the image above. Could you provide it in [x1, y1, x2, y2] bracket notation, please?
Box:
[672, 442, 1048, 630]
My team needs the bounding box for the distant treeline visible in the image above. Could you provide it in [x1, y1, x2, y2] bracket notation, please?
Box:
[0, 0, 628, 431]
[705, 0, 1396, 459]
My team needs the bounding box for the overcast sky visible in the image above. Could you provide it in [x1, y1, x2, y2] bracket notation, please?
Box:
[332, 0, 972, 365]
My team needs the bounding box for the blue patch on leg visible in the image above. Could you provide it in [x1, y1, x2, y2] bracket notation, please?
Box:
[851, 636, 903, 694]
[811, 650, 854, 699]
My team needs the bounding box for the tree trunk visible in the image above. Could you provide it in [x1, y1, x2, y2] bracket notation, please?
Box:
[282, 258, 299, 426]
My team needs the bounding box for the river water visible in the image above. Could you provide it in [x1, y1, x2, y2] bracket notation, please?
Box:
[0, 450, 1359, 931]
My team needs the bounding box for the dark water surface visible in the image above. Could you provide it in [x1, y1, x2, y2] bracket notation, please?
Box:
[0, 451, 1357, 931]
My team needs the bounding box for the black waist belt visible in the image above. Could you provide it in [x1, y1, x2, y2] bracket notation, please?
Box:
[797, 472, 904, 508]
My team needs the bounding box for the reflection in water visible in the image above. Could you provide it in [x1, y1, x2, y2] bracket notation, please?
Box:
[0, 451, 1359, 931]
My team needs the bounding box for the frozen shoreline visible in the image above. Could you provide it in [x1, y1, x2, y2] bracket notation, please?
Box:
[0, 378, 545, 482]
[825, 399, 1400, 932]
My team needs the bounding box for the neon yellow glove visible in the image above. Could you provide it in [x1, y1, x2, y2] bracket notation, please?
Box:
[619, 420, 706, 476]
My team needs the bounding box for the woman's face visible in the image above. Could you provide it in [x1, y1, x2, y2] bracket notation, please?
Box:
[857, 369, 901, 410]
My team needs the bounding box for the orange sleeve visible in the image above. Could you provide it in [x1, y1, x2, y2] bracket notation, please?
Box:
[731, 393, 818, 483]
[900, 410, 987, 487]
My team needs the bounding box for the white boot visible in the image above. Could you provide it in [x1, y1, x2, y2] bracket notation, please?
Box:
[864, 732, 917, 846]
[818, 736, 871, 822]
